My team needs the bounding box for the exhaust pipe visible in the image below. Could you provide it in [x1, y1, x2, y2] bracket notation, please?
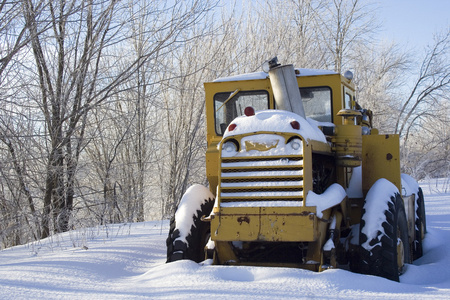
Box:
[267, 58, 306, 118]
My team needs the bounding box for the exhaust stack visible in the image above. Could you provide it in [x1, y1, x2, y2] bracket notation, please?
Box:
[267, 58, 306, 119]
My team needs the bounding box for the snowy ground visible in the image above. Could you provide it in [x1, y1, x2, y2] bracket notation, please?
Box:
[1, 179, 449, 299]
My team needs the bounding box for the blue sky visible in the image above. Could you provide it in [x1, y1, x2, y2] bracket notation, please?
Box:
[377, 0, 449, 51]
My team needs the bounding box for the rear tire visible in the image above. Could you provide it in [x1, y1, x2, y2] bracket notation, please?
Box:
[359, 183, 411, 281]
[166, 193, 214, 263]
[418, 187, 426, 234]
[413, 187, 426, 259]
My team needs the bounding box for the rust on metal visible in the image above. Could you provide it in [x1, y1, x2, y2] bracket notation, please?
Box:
[237, 216, 250, 225]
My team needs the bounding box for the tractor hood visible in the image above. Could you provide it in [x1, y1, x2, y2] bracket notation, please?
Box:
[222, 109, 327, 143]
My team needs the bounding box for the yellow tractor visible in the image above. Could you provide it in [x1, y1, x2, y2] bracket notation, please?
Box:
[166, 58, 426, 281]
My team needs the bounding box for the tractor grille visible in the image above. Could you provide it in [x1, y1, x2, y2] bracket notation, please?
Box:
[219, 156, 304, 204]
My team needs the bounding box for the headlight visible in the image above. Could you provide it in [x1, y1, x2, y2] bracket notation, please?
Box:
[223, 141, 238, 153]
[288, 138, 302, 151]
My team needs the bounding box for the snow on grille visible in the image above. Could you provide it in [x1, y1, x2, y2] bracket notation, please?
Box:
[219, 155, 304, 204]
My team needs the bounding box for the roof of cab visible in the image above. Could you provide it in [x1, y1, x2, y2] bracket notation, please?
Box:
[212, 68, 337, 83]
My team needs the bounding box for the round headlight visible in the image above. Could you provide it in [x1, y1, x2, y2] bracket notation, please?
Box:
[288, 138, 302, 151]
[223, 141, 238, 153]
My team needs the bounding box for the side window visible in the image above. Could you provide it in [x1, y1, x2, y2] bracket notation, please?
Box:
[214, 90, 269, 135]
[344, 92, 352, 109]
[300, 87, 332, 123]
[344, 86, 354, 109]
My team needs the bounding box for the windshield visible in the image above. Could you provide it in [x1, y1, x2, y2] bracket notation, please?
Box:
[214, 90, 270, 135]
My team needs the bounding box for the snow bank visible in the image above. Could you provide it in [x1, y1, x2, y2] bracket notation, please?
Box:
[175, 184, 214, 243]
[0, 178, 450, 298]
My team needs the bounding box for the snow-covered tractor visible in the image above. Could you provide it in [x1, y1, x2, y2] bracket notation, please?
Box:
[166, 58, 426, 281]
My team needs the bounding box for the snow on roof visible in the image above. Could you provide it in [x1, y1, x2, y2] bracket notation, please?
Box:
[223, 109, 327, 143]
[295, 68, 337, 76]
[213, 68, 337, 82]
[213, 71, 268, 82]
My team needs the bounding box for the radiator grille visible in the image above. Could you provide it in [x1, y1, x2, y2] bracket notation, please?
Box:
[219, 155, 304, 203]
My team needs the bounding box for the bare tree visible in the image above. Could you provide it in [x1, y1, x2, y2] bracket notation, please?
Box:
[153, 10, 223, 217]
[394, 28, 450, 139]
[0, 0, 47, 80]
[1, 0, 448, 250]
[0, 98, 45, 247]
[394, 28, 450, 178]
[17, 0, 218, 238]
[402, 101, 450, 180]
[352, 42, 410, 132]
[312, 0, 377, 73]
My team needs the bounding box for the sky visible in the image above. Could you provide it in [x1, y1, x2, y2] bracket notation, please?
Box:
[377, 0, 449, 52]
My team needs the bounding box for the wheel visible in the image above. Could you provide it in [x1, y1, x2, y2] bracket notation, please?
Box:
[166, 184, 214, 263]
[413, 187, 426, 260]
[358, 179, 411, 282]
[418, 187, 426, 234]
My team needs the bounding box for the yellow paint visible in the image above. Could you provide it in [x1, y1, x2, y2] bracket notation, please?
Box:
[362, 134, 401, 195]
[211, 206, 318, 242]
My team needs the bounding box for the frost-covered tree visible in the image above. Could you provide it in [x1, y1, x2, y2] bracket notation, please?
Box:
[0, 0, 219, 247]
[397, 28, 450, 179]
[352, 42, 410, 132]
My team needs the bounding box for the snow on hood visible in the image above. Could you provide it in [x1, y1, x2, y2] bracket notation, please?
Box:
[223, 110, 327, 143]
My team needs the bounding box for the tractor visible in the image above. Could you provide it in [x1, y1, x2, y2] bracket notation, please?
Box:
[166, 58, 426, 281]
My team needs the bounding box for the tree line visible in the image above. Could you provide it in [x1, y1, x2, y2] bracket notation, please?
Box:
[0, 0, 448, 248]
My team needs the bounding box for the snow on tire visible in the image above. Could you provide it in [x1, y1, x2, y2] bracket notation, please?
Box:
[166, 184, 215, 263]
[359, 179, 411, 282]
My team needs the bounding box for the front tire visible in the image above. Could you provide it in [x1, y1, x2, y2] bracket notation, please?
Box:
[359, 179, 411, 281]
[166, 185, 214, 263]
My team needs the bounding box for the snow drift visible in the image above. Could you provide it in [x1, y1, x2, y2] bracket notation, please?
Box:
[0, 179, 449, 299]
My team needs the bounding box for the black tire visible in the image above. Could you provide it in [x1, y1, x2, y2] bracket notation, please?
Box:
[359, 192, 411, 282]
[418, 187, 426, 234]
[166, 198, 214, 263]
[413, 187, 426, 260]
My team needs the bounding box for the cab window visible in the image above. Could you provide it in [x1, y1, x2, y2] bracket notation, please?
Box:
[344, 92, 352, 109]
[301, 87, 332, 123]
[344, 86, 354, 109]
[214, 90, 269, 135]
